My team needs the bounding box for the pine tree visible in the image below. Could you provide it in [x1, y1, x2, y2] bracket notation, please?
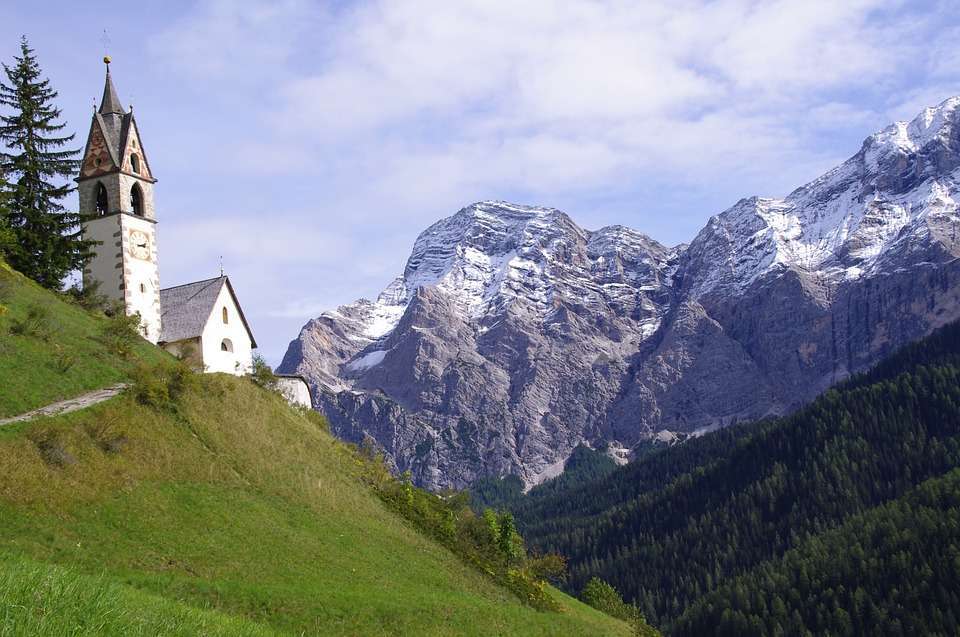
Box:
[0, 170, 13, 256]
[0, 36, 92, 288]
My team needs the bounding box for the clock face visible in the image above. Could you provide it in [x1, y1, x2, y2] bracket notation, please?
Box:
[129, 230, 151, 260]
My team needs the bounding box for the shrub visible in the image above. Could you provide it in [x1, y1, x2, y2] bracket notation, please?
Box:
[9, 302, 53, 340]
[249, 353, 277, 390]
[99, 310, 142, 358]
[63, 280, 110, 312]
[582, 577, 658, 635]
[170, 341, 203, 370]
[524, 553, 567, 583]
[353, 445, 563, 611]
[131, 359, 196, 409]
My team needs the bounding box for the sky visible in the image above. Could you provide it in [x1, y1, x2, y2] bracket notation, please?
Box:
[3, 0, 959, 364]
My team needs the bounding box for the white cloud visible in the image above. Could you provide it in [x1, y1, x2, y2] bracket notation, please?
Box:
[143, 0, 960, 361]
[150, 0, 318, 83]
[155, 0, 958, 203]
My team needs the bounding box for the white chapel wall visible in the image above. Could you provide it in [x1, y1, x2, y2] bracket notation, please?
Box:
[200, 284, 254, 375]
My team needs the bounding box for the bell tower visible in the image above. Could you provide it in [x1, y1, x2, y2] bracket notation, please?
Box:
[77, 57, 161, 342]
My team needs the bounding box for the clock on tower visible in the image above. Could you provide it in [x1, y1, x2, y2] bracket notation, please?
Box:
[77, 57, 161, 343]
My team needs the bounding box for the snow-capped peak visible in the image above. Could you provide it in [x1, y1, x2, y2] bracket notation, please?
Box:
[902, 95, 959, 150]
[866, 96, 959, 168]
[322, 201, 672, 352]
[683, 96, 960, 300]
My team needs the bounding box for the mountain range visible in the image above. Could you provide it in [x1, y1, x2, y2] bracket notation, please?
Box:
[279, 96, 960, 490]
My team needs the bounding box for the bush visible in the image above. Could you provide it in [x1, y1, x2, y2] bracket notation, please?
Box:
[249, 353, 277, 390]
[524, 553, 567, 583]
[354, 447, 563, 610]
[131, 359, 196, 409]
[99, 310, 142, 358]
[9, 302, 53, 340]
[582, 577, 658, 636]
[63, 280, 110, 312]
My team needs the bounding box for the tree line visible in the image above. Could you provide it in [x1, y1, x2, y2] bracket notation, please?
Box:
[482, 319, 960, 634]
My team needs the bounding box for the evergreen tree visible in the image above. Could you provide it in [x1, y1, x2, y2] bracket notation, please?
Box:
[499, 318, 960, 633]
[0, 170, 13, 257]
[0, 36, 92, 287]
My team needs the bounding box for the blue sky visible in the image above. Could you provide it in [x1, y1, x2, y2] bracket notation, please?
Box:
[3, 0, 959, 363]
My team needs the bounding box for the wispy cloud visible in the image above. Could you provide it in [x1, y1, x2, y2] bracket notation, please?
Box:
[134, 0, 960, 361]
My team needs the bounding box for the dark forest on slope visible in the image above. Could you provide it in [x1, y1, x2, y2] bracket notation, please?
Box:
[475, 319, 960, 635]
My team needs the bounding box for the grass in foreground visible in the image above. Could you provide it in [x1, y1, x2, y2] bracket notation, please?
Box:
[0, 553, 276, 636]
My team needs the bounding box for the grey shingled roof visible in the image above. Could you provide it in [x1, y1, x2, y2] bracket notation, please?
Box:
[99, 67, 125, 115]
[81, 65, 157, 182]
[159, 276, 257, 348]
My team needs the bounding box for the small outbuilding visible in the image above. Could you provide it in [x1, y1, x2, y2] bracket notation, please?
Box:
[159, 276, 257, 375]
[275, 374, 314, 409]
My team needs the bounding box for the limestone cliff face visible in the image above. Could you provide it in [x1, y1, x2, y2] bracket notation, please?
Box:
[280, 97, 960, 490]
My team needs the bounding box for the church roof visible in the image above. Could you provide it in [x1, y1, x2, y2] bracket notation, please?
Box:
[99, 67, 125, 115]
[159, 276, 257, 348]
[79, 61, 157, 183]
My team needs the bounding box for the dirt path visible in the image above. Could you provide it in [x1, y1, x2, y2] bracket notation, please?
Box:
[0, 384, 129, 427]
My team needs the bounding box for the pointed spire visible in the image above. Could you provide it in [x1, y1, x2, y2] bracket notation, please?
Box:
[98, 56, 125, 115]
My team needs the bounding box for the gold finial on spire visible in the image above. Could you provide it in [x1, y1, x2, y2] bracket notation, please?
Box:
[103, 55, 111, 65]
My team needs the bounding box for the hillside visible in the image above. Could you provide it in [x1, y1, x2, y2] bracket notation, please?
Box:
[0, 263, 634, 636]
[0, 261, 165, 417]
[493, 319, 960, 634]
[280, 96, 960, 491]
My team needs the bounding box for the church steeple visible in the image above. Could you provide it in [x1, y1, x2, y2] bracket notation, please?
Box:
[98, 56, 125, 115]
[78, 57, 162, 343]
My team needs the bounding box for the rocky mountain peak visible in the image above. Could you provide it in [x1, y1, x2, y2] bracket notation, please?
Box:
[281, 97, 960, 490]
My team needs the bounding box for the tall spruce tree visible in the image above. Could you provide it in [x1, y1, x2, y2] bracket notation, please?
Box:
[0, 36, 92, 288]
[0, 170, 13, 257]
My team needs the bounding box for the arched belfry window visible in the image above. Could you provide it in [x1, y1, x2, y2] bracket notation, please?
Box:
[222, 307, 229, 324]
[130, 184, 144, 217]
[130, 153, 140, 174]
[221, 338, 234, 352]
[95, 182, 108, 216]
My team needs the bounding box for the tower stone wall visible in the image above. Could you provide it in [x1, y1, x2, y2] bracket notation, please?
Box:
[78, 60, 162, 343]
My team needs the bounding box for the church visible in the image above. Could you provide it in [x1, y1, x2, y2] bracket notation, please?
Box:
[77, 57, 257, 375]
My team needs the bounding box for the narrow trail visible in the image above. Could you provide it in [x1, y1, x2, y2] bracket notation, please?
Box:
[0, 384, 129, 427]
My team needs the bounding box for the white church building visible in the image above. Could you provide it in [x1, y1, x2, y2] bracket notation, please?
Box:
[77, 58, 256, 374]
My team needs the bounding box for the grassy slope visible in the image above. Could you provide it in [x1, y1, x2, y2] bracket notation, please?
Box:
[0, 262, 165, 417]
[0, 554, 277, 637]
[0, 267, 630, 636]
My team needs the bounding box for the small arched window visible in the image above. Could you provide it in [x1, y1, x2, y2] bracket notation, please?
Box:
[130, 184, 144, 216]
[130, 153, 140, 174]
[95, 182, 108, 216]
[222, 307, 229, 324]
[221, 338, 234, 352]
